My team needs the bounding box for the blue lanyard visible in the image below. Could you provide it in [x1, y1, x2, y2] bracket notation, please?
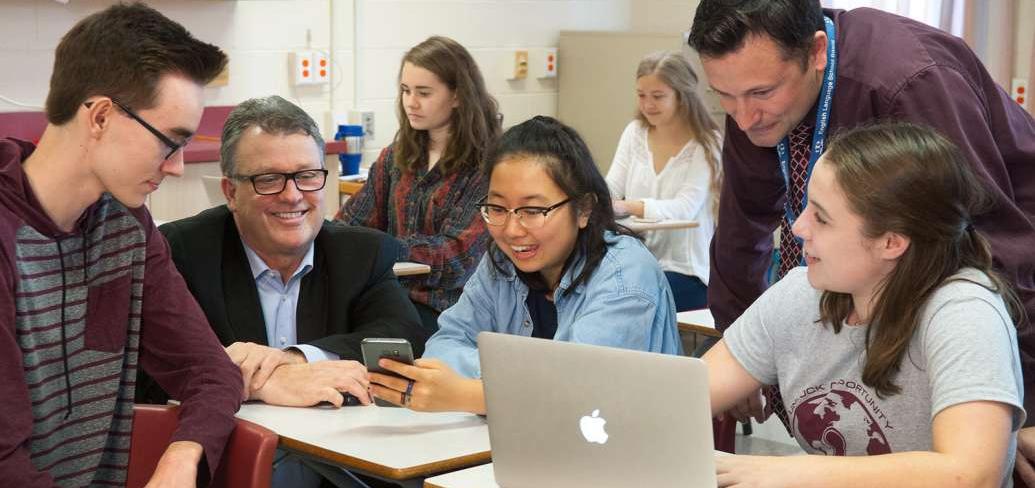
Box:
[777, 16, 837, 264]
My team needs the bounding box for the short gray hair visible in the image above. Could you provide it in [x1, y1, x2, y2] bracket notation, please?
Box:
[219, 95, 326, 176]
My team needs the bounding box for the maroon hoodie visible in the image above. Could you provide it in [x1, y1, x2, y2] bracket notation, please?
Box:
[0, 137, 242, 487]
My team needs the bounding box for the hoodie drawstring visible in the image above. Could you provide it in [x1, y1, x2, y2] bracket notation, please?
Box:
[56, 238, 73, 420]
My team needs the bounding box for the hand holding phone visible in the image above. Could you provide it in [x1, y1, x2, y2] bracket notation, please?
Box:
[361, 338, 415, 407]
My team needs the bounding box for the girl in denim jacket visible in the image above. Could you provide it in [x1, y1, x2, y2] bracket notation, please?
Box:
[370, 116, 683, 414]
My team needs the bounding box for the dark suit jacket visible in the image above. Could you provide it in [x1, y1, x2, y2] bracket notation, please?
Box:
[135, 205, 425, 404]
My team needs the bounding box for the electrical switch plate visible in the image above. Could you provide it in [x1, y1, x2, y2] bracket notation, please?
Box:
[507, 50, 529, 80]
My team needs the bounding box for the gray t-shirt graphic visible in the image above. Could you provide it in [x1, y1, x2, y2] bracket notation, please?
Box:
[725, 268, 1025, 485]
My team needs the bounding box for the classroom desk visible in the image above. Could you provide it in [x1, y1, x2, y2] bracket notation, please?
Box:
[676, 309, 720, 338]
[395, 261, 431, 277]
[235, 403, 491, 487]
[618, 217, 699, 233]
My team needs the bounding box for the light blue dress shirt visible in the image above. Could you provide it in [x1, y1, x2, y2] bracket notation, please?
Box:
[241, 240, 337, 363]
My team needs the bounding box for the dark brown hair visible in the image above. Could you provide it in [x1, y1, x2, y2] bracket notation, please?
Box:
[635, 51, 722, 219]
[818, 122, 1025, 398]
[46, 2, 227, 125]
[688, 0, 824, 68]
[393, 36, 500, 174]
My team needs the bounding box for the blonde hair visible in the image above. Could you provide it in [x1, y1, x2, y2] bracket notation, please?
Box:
[636, 51, 722, 219]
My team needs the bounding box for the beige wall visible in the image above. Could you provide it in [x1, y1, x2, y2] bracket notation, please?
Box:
[631, 0, 701, 33]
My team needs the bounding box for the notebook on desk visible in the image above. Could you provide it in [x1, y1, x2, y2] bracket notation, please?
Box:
[478, 332, 716, 488]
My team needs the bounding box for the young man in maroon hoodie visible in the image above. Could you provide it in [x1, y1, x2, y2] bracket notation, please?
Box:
[0, 3, 242, 487]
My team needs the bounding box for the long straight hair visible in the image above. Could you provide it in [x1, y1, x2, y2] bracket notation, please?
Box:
[393, 36, 500, 175]
[484, 116, 637, 295]
[818, 122, 1025, 398]
[635, 51, 722, 219]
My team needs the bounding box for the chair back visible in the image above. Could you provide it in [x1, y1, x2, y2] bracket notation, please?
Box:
[127, 404, 278, 488]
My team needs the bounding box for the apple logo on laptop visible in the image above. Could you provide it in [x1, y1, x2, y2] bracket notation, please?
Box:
[579, 409, 609, 444]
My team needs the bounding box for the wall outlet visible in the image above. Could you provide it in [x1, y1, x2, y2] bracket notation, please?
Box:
[349, 110, 375, 140]
[531, 48, 557, 79]
[1011, 78, 1028, 109]
[291, 51, 315, 86]
[313, 51, 330, 85]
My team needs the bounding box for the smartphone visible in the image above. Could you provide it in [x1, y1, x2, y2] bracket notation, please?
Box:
[361, 338, 415, 407]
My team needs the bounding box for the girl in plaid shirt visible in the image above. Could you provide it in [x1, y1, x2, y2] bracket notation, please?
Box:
[337, 36, 500, 336]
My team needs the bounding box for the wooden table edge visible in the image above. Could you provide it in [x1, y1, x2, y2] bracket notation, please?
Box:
[281, 437, 491, 480]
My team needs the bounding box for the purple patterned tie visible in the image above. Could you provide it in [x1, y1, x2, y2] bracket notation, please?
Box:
[777, 122, 814, 278]
[767, 122, 814, 434]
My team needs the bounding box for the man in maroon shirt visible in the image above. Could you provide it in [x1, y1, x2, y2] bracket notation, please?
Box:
[0, 3, 241, 487]
[688, 0, 1035, 468]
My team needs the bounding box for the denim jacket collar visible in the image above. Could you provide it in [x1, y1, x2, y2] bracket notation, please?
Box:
[487, 231, 625, 297]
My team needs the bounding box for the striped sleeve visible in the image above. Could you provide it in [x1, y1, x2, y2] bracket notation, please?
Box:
[134, 214, 242, 481]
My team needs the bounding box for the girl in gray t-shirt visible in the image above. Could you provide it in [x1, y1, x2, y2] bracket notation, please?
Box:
[704, 123, 1025, 487]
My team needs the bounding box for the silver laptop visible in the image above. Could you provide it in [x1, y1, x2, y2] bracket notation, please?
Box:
[479, 332, 716, 487]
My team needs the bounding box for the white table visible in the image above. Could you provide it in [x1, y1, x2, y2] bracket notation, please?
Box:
[618, 217, 699, 233]
[676, 309, 720, 338]
[394, 261, 431, 277]
[425, 454, 729, 488]
[235, 403, 491, 486]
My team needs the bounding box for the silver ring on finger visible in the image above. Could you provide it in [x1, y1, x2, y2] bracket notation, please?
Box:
[405, 380, 415, 397]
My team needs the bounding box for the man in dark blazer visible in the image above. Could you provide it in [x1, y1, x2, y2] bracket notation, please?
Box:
[136, 95, 426, 410]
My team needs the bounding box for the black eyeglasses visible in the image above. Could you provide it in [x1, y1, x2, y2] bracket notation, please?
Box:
[84, 98, 189, 160]
[232, 169, 329, 195]
[476, 198, 572, 229]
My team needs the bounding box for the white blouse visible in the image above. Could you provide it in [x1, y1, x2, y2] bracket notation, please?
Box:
[605, 120, 719, 283]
